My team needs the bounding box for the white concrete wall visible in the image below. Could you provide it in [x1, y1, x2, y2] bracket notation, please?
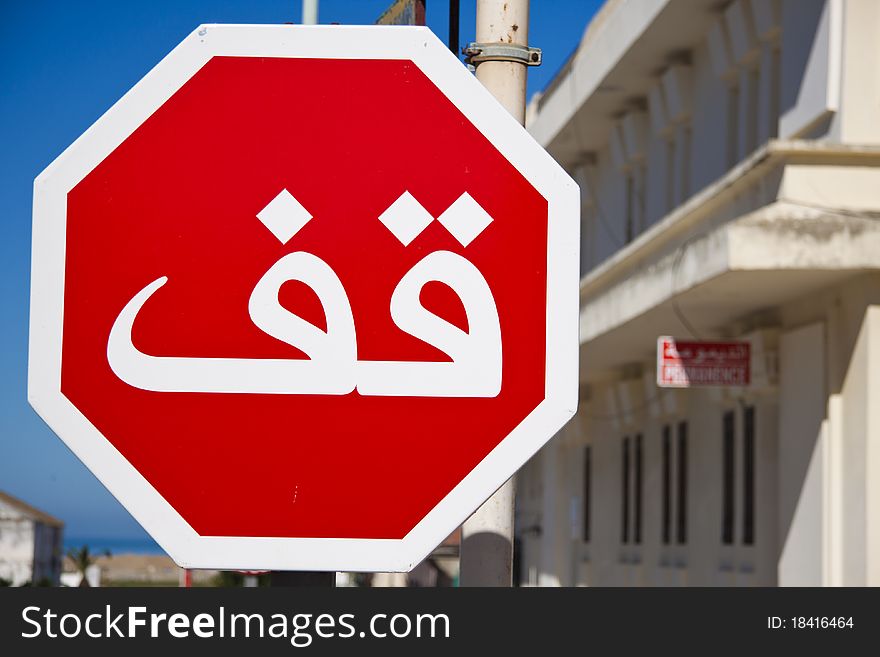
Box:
[0, 516, 35, 586]
[565, 0, 880, 285]
[520, 0, 880, 587]
[840, 305, 880, 585]
[837, 0, 880, 144]
[0, 498, 62, 586]
[522, 382, 782, 586]
[777, 321, 825, 586]
[520, 278, 880, 586]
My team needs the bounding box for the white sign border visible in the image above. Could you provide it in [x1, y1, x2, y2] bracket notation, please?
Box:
[29, 24, 579, 572]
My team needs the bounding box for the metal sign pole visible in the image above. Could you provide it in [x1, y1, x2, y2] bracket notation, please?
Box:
[460, 0, 533, 587]
[302, 0, 318, 25]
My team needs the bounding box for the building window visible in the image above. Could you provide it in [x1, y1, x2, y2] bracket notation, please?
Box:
[769, 47, 781, 139]
[679, 125, 692, 203]
[636, 162, 647, 233]
[722, 410, 736, 545]
[662, 424, 671, 544]
[583, 445, 592, 543]
[622, 436, 631, 543]
[580, 206, 594, 276]
[745, 66, 759, 155]
[727, 82, 740, 169]
[621, 434, 644, 546]
[625, 174, 635, 243]
[634, 433, 643, 545]
[722, 406, 758, 546]
[743, 406, 756, 545]
[665, 139, 676, 213]
[676, 421, 688, 544]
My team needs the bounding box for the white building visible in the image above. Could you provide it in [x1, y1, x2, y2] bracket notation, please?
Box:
[60, 562, 101, 588]
[0, 490, 64, 586]
[517, 0, 880, 586]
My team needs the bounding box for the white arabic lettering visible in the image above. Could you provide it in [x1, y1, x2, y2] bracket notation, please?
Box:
[106, 189, 503, 398]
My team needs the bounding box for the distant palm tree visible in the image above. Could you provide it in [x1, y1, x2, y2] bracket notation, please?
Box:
[66, 546, 110, 587]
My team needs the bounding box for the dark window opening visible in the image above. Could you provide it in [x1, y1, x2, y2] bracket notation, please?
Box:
[634, 434, 643, 544]
[662, 425, 671, 545]
[665, 139, 676, 212]
[622, 437, 630, 544]
[676, 422, 688, 544]
[722, 410, 736, 545]
[743, 406, 755, 545]
[745, 66, 759, 154]
[680, 125, 692, 202]
[583, 445, 592, 543]
[770, 47, 781, 139]
[625, 174, 635, 243]
[727, 83, 740, 168]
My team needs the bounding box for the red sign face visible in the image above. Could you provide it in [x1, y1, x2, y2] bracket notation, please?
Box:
[657, 337, 751, 388]
[31, 26, 579, 571]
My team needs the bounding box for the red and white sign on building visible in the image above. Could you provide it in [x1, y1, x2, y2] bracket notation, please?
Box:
[656, 337, 750, 388]
[28, 25, 580, 571]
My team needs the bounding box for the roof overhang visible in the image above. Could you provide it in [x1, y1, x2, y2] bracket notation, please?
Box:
[529, 0, 720, 165]
[577, 141, 880, 380]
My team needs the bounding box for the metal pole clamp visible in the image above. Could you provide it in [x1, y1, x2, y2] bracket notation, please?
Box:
[462, 42, 542, 67]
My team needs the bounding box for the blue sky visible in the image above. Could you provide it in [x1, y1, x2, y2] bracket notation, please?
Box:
[0, 0, 599, 543]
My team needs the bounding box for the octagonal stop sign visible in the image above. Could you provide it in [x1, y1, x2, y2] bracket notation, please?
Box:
[29, 25, 579, 571]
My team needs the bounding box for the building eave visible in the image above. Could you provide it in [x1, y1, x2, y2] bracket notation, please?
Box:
[579, 140, 880, 302]
[0, 490, 65, 528]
